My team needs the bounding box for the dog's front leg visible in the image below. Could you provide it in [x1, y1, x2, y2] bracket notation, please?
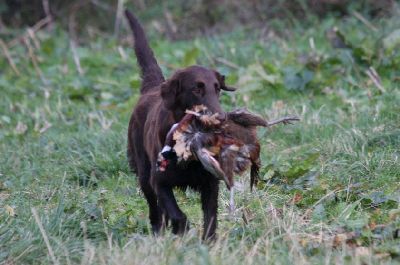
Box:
[156, 185, 189, 235]
[201, 178, 219, 241]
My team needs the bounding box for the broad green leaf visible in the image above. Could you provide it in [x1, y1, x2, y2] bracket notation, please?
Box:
[183, 47, 200, 66]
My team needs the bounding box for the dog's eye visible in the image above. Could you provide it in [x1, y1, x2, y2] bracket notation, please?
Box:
[193, 82, 205, 95]
[196, 82, 205, 89]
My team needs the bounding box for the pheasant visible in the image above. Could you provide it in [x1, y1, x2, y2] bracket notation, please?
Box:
[157, 105, 299, 190]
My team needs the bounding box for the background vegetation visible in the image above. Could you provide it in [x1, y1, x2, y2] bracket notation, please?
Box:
[1, 1, 400, 264]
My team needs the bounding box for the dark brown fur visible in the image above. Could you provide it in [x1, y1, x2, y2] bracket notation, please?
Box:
[125, 10, 235, 240]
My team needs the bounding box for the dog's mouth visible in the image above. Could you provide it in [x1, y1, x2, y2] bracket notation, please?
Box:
[172, 105, 234, 189]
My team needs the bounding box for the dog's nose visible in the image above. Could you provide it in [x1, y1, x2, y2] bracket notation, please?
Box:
[205, 103, 222, 115]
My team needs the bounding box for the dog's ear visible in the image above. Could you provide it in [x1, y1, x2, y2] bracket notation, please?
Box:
[161, 77, 180, 109]
[215, 71, 236, 91]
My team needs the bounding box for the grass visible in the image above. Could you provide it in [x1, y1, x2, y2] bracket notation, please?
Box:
[1, 11, 400, 265]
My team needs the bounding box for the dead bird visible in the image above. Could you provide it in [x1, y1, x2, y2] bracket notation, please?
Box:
[158, 105, 299, 190]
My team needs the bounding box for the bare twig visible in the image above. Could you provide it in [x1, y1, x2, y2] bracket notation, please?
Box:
[163, 9, 177, 40]
[70, 40, 84, 76]
[267, 116, 300, 127]
[114, 0, 125, 38]
[42, 0, 52, 20]
[8, 17, 51, 47]
[300, 188, 345, 221]
[31, 208, 60, 265]
[229, 188, 236, 215]
[0, 39, 21, 75]
[27, 28, 41, 50]
[366, 67, 386, 93]
[90, 0, 112, 11]
[117, 46, 127, 61]
[0, 17, 5, 31]
[68, 3, 84, 76]
[352, 11, 378, 32]
[215, 57, 240, 69]
[23, 37, 48, 84]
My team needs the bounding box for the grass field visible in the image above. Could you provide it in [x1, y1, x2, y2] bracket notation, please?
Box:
[1, 11, 400, 265]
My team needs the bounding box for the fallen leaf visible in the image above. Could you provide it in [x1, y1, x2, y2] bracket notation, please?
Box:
[375, 252, 391, 260]
[5, 205, 16, 217]
[355, 247, 371, 257]
[333, 233, 348, 247]
[0, 192, 10, 200]
[291, 193, 303, 204]
[242, 208, 255, 224]
[15, 121, 28, 134]
[389, 209, 400, 220]
[273, 100, 285, 110]
[39, 121, 52, 134]
[332, 232, 359, 248]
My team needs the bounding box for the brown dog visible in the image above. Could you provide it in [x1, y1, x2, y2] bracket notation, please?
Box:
[125, 10, 235, 240]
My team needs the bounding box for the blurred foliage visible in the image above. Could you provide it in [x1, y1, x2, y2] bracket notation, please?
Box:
[0, 0, 398, 40]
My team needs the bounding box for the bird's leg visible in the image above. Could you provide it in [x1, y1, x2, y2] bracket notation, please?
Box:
[229, 188, 235, 215]
[267, 116, 300, 127]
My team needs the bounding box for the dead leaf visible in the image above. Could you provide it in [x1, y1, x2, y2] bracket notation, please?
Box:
[266, 206, 283, 218]
[389, 209, 400, 220]
[15, 121, 28, 134]
[333, 233, 348, 247]
[375, 252, 391, 260]
[332, 232, 359, 248]
[355, 247, 371, 257]
[369, 221, 377, 230]
[242, 208, 255, 224]
[5, 205, 16, 217]
[39, 120, 52, 133]
[290, 193, 303, 204]
[0, 192, 10, 200]
[273, 100, 285, 110]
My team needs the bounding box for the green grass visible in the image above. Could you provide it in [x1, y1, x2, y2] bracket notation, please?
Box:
[1, 12, 400, 265]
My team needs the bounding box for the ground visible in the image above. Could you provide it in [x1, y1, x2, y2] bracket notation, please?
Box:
[0, 11, 400, 265]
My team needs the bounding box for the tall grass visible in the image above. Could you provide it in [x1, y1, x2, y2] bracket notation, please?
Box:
[1, 8, 400, 265]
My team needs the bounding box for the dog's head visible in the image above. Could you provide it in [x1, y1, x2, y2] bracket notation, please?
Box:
[161, 65, 235, 115]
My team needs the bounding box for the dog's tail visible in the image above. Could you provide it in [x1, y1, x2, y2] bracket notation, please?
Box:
[125, 10, 165, 93]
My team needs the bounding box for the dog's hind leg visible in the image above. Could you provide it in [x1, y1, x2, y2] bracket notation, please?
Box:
[138, 172, 163, 234]
[131, 128, 163, 234]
